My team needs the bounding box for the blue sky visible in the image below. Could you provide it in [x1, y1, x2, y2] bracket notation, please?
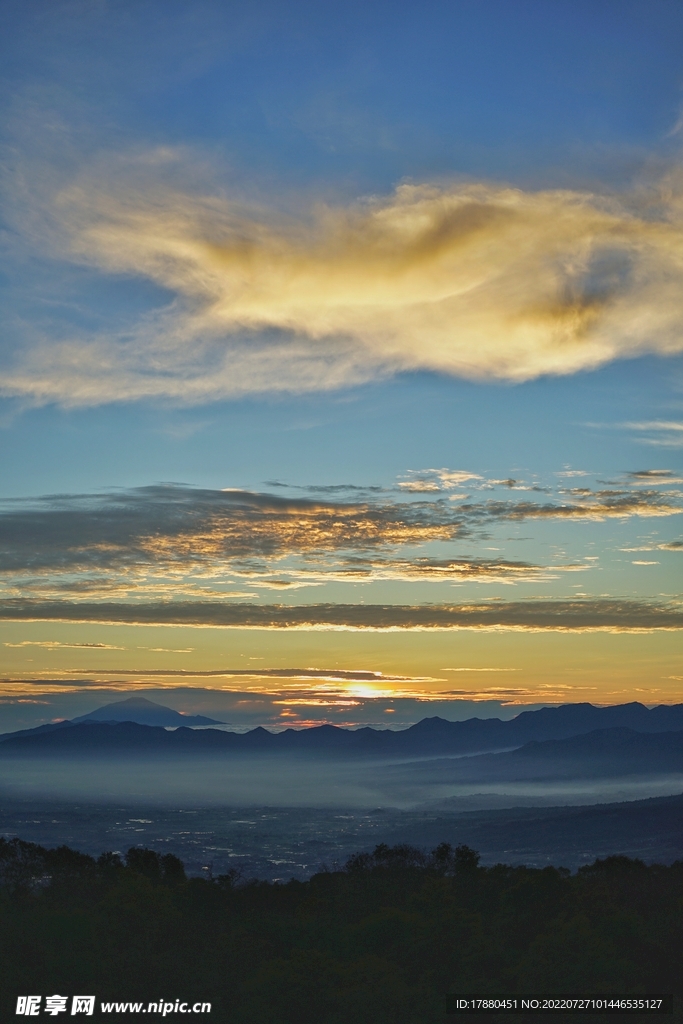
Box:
[0, 0, 682, 731]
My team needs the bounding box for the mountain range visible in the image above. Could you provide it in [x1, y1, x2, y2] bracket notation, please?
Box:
[2, 699, 683, 757]
[1, 703, 683, 786]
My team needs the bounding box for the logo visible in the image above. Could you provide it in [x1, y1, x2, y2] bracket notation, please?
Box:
[16, 996, 95, 1016]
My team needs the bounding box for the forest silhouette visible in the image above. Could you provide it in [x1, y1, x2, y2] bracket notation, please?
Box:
[1, 836, 681, 1021]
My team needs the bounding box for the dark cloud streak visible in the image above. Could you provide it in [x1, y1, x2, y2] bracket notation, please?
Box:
[0, 598, 681, 631]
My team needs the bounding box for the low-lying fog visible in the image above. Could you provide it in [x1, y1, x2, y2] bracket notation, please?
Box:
[2, 754, 683, 810]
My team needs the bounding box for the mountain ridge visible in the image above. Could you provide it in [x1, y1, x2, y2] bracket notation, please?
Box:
[72, 695, 225, 727]
[2, 710, 683, 776]
[2, 701, 683, 758]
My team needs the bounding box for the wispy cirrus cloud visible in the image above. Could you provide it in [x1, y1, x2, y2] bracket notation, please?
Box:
[6, 153, 683, 405]
[587, 423, 683, 449]
[625, 423, 683, 433]
[621, 423, 683, 447]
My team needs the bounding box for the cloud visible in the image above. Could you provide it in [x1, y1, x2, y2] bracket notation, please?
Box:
[397, 469, 482, 493]
[16, 667, 439, 687]
[141, 646, 194, 653]
[4, 668, 433, 688]
[621, 540, 683, 552]
[1, 483, 677, 604]
[283, 554, 582, 585]
[5, 156, 683, 404]
[0, 682, 549, 731]
[3, 640, 124, 649]
[0, 486, 462, 566]
[621, 425, 683, 448]
[628, 469, 682, 480]
[0, 484, 677, 603]
[0, 598, 681, 632]
[625, 424, 683, 434]
[462, 491, 680, 523]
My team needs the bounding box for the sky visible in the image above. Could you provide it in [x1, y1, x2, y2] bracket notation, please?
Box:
[0, 0, 682, 732]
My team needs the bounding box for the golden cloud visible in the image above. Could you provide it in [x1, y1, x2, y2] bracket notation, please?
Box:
[0, 483, 678, 604]
[478, 490, 681, 521]
[5, 158, 683, 403]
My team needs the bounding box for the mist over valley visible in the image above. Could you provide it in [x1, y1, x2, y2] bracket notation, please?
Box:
[2, 700, 682, 871]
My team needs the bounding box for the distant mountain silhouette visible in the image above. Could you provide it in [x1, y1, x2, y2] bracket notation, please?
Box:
[72, 696, 225, 728]
[2, 701, 683, 758]
[393, 727, 683, 785]
[1, 707, 683, 784]
[512, 726, 683, 761]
